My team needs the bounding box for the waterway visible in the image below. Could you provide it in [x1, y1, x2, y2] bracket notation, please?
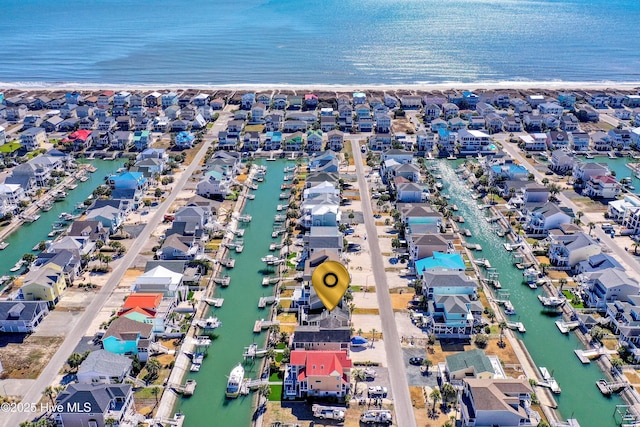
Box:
[584, 156, 640, 197]
[435, 159, 624, 427]
[0, 159, 124, 279]
[175, 159, 287, 427]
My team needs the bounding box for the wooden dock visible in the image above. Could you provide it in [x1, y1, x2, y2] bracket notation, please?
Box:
[262, 276, 280, 286]
[219, 258, 235, 268]
[258, 296, 278, 308]
[253, 319, 279, 333]
[170, 379, 197, 396]
[203, 298, 224, 307]
[555, 320, 579, 334]
[596, 379, 628, 395]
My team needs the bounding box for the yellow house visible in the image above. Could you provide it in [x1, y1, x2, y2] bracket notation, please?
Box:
[19, 264, 67, 308]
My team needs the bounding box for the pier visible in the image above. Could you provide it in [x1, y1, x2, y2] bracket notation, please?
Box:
[169, 379, 197, 397]
[258, 296, 278, 308]
[596, 379, 628, 396]
[262, 276, 280, 286]
[203, 298, 224, 307]
[555, 320, 580, 334]
[253, 319, 279, 333]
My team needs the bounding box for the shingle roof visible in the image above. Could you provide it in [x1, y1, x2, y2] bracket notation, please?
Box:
[78, 350, 132, 378]
[56, 383, 131, 414]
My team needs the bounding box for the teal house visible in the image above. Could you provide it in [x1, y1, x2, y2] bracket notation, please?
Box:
[414, 252, 465, 274]
[102, 317, 153, 362]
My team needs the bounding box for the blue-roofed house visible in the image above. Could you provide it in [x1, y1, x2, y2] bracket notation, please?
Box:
[415, 252, 465, 274]
[265, 131, 282, 151]
[133, 130, 151, 151]
[175, 131, 195, 149]
[107, 171, 146, 189]
[421, 270, 481, 338]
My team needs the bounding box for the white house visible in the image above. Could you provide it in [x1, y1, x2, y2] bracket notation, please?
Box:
[549, 232, 601, 270]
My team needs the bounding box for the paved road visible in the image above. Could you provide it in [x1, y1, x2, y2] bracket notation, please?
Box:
[350, 141, 417, 427]
[500, 142, 640, 272]
[4, 113, 231, 427]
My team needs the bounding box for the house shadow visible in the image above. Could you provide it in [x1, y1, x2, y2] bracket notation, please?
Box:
[439, 339, 469, 352]
[280, 401, 314, 421]
[0, 333, 28, 348]
[350, 345, 369, 353]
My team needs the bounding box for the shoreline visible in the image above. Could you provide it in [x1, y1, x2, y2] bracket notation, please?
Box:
[2, 80, 640, 92]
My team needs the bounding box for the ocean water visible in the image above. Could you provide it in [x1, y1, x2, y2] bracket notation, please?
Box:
[1, 0, 639, 85]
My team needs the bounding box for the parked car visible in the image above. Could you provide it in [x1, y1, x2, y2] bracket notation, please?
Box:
[368, 386, 388, 397]
[409, 357, 424, 366]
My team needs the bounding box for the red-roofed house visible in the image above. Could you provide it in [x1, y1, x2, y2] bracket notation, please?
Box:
[284, 350, 352, 400]
[62, 129, 94, 150]
[118, 293, 163, 316]
[118, 292, 174, 334]
[584, 175, 621, 199]
[304, 93, 319, 108]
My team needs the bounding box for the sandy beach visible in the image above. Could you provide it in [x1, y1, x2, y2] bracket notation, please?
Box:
[2, 81, 640, 93]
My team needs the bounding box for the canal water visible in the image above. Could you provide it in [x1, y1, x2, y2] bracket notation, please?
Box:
[176, 159, 287, 427]
[0, 159, 124, 279]
[435, 159, 623, 427]
[584, 156, 640, 196]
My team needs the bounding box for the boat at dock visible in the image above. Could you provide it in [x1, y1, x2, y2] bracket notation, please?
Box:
[190, 353, 204, 372]
[226, 363, 245, 398]
[451, 204, 458, 211]
[41, 203, 53, 211]
[279, 193, 289, 199]
[195, 316, 222, 330]
[261, 255, 284, 265]
[0, 241, 9, 250]
[503, 242, 522, 251]
[247, 194, 255, 200]
[54, 191, 68, 201]
[86, 165, 97, 173]
[79, 175, 89, 182]
[538, 367, 561, 394]
[67, 183, 78, 190]
[10, 260, 25, 272]
[276, 204, 285, 211]
[538, 295, 566, 308]
[23, 214, 40, 223]
[506, 321, 525, 332]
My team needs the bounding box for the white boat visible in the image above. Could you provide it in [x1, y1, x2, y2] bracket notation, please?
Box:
[23, 214, 40, 223]
[79, 176, 89, 182]
[10, 260, 25, 272]
[67, 183, 78, 190]
[247, 194, 255, 200]
[503, 242, 522, 251]
[538, 295, 566, 308]
[195, 316, 222, 329]
[261, 255, 284, 265]
[42, 203, 53, 211]
[226, 363, 245, 398]
[0, 241, 9, 250]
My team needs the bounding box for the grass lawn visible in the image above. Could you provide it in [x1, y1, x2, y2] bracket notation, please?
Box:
[563, 290, 585, 308]
[268, 384, 282, 401]
[0, 142, 21, 153]
[245, 124, 265, 133]
[269, 372, 282, 382]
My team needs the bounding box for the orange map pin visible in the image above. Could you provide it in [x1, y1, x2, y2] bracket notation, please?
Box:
[311, 260, 351, 311]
